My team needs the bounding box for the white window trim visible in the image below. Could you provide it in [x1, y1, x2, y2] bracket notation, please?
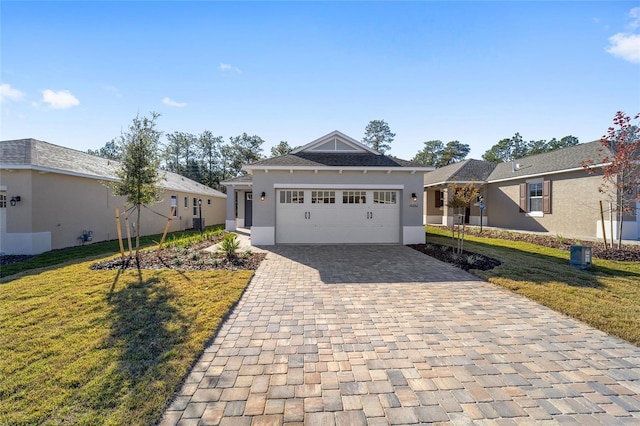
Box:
[170, 195, 178, 217]
[525, 178, 544, 217]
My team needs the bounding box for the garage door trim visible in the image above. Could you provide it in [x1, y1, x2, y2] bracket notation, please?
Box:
[273, 183, 404, 190]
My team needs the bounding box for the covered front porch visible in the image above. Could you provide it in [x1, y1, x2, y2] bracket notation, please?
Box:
[424, 186, 488, 227]
[221, 174, 253, 232]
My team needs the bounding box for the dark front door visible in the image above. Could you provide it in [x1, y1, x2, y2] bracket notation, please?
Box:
[244, 192, 253, 227]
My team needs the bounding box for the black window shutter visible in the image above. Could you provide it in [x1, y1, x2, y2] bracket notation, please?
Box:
[543, 180, 551, 214]
[519, 183, 527, 212]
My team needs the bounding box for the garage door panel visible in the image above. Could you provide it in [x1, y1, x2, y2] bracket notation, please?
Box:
[276, 189, 399, 244]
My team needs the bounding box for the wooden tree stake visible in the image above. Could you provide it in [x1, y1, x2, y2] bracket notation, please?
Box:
[124, 211, 133, 256]
[157, 207, 176, 255]
[115, 207, 125, 259]
[599, 200, 608, 249]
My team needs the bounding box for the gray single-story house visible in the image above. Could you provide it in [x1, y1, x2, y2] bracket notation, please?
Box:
[223, 131, 433, 245]
[423, 140, 639, 241]
[0, 139, 227, 255]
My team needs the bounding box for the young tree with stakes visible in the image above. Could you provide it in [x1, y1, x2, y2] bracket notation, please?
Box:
[446, 180, 480, 254]
[585, 111, 640, 249]
[110, 112, 164, 261]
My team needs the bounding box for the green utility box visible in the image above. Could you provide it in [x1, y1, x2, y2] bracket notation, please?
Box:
[570, 245, 592, 269]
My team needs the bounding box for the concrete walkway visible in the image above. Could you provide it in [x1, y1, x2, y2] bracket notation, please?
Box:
[160, 245, 640, 425]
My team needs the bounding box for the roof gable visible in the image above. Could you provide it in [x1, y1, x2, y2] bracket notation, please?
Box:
[292, 130, 379, 155]
[245, 130, 431, 171]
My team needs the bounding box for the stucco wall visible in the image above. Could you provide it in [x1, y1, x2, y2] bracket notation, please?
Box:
[486, 170, 612, 239]
[1, 169, 33, 233]
[1, 170, 226, 254]
[250, 169, 425, 230]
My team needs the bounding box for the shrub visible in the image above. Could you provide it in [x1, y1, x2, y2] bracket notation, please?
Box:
[218, 233, 240, 260]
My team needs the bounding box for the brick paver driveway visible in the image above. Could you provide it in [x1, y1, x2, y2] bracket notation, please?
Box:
[161, 245, 640, 425]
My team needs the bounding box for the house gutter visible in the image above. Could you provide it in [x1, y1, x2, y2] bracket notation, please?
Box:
[243, 165, 434, 173]
[424, 180, 488, 188]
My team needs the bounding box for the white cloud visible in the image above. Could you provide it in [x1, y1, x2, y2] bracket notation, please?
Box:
[606, 8, 640, 64]
[41, 89, 80, 109]
[629, 7, 640, 29]
[0, 83, 25, 102]
[606, 33, 640, 63]
[162, 97, 188, 107]
[220, 63, 242, 73]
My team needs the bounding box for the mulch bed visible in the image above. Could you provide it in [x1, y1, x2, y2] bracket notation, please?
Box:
[409, 243, 501, 271]
[90, 239, 265, 271]
[411, 226, 640, 272]
[459, 227, 640, 262]
[0, 255, 34, 266]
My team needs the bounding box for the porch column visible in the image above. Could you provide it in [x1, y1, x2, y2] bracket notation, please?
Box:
[225, 188, 236, 231]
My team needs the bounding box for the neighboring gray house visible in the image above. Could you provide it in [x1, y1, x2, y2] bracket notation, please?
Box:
[223, 131, 433, 245]
[424, 141, 640, 241]
[0, 139, 227, 255]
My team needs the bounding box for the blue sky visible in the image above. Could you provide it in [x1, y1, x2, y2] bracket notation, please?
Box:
[1, 1, 639, 161]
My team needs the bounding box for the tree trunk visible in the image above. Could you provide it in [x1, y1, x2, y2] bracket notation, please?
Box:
[618, 206, 624, 250]
[136, 204, 141, 259]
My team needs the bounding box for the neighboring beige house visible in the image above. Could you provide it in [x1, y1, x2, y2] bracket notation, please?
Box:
[223, 130, 433, 245]
[424, 141, 640, 242]
[0, 139, 227, 255]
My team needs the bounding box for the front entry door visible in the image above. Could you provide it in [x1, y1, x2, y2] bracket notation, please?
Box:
[244, 192, 253, 228]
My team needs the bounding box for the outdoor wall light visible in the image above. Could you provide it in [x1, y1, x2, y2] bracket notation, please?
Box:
[261, 192, 266, 201]
[10, 196, 21, 206]
[411, 193, 417, 202]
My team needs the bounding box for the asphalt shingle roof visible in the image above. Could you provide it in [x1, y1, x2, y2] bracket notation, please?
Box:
[423, 140, 614, 186]
[423, 159, 497, 186]
[487, 140, 611, 181]
[1, 139, 225, 198]
[246, 152, 421, 168]
[222, 174, 253, 184]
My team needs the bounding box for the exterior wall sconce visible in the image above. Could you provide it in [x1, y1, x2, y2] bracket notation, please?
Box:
[10, 196, 21, 206]
[411, 193, 417, 202]
[261, 192, 266, 201]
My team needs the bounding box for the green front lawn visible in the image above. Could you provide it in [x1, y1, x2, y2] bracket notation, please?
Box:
[0, 225, 225, 278]
[426, 226, 640, 346]
[0, 245, 252, 425]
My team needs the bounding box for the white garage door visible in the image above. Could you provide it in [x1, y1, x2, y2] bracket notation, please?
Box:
[276, 189, 400, 244]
